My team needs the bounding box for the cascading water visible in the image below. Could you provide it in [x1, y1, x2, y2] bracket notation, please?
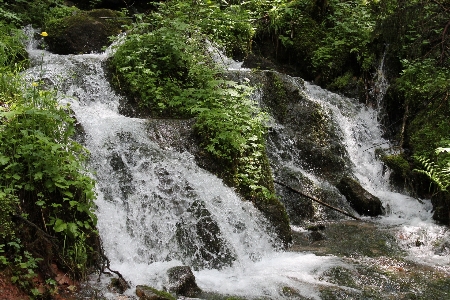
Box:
[22, 27, 449, 299]
[302, 82, 450, 273]
[23, 28, 346, 299]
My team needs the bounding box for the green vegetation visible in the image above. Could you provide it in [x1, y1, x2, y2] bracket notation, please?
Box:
[0, 73, 99, 295]
[236, 0, 449, 217]
[0, 1, 99, 297]
[0, 0, 449, 295]
[109, 0, 291, 245]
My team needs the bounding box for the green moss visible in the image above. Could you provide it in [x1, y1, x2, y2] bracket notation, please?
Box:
[262, 72, 290, 122]
[44, 9, 130, 54]
[136, 285, 176, 300]
[382, 154, 410, 178]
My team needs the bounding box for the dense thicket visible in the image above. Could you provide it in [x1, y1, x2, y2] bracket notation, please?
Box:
[0, 1, 99, 297]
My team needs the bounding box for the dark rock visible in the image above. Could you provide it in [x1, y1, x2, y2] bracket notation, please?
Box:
[336, 176, 385, 216]
[308, 230, 326, 242]
[273, 166, 355, 224]
[258, 71, 351, 181]
[136, 285, 175, 300]
[176, 200, 235, 270]
[166, 266, 202, 297]
[431, 192, 450, 225]
[306, 223, 326, 231]
[44, 9, 131, 55]
[108, 277, 128, 294]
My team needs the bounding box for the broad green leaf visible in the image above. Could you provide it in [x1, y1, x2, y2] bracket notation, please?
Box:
[0, 156, 9, 165]
[53, 219, 67, 233]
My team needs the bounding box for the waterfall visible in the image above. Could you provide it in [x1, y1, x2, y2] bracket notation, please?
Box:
[371, 46, 390, 108]
[23, 28, 345, 299]
[22, 27, 448, 299]
[303, 82, 449, 272]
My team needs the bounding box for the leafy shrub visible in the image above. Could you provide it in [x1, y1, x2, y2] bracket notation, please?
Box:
[311, 1, 375, 82]
[110, 20, 212, 116]
[0, 72, 98, 282]
[149, 0, 255, 57]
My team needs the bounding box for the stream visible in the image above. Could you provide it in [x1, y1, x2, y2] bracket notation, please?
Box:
[23, 27, 449, 299]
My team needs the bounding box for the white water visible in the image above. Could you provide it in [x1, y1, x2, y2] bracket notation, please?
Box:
[23, 29, 347, 299]
[304, 82, 450, 273]
[23, 27, 449, 299]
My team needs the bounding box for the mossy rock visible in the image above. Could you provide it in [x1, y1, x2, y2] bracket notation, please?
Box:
[336, 176, 385, 217]
[381, 153, 411, 186]
[44, 9, 130, 54]
[431, 191, 450, 225]
[166, 266, 202, 297]
[253, 70, 351, 182]
[136, 285, 175, 300]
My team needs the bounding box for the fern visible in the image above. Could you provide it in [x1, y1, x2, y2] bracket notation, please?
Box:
[414, 149, 450, 192]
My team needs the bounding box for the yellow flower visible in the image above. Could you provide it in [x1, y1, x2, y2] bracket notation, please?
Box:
[40, 32, 48, 37]
[32, 82, 38, 87]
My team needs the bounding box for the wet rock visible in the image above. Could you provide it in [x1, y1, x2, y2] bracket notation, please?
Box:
[166, 266, 202, 297]
[306, 223, 326, 231]
[336, 176, 385, 216]
[176, 200, 235, 270]
[431, 191, 450, 225]
[308, 230, 326, 242]
[136, 285, 175, 300]
[108, 277, 128, 294]
[44, 9, 131, 54]
[273, 166, 355, 224]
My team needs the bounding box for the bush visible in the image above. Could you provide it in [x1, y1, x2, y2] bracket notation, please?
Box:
[0, 72, 98, 290]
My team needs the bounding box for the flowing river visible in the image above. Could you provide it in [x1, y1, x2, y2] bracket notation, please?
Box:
[23, 27, 449, 299]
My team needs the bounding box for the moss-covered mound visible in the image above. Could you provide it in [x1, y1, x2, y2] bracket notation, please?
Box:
[44, 9, 130, 54]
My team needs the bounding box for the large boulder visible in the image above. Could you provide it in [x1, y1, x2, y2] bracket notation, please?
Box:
[44, 9, 131, 54]
[166, 266, 202, 298]
[336, 176, 385, 216]
[227, 70, 352, 182]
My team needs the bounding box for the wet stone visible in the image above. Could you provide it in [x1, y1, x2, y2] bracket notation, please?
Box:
[166, 266, 202, 297]
[136, 285, 175, 300]
[336, 176, 385, 216]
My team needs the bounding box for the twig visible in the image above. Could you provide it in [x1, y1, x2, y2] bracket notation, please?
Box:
[362, 141, 390, 152]
[274, 180, 361, 220]
[98, 241, 130, 289]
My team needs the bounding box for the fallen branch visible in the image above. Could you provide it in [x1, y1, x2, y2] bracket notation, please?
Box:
[273, 180, 361, 220]
[12, 214, 58, 242]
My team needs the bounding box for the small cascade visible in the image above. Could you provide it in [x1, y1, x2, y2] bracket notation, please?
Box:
[302, 82, 450, 273]
[371, 46, 390, 108]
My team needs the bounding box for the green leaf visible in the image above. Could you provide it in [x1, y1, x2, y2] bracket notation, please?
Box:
[0, 155, 10, 165]
[53, 219, 67, 233]
[67, 222, 78, 237]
